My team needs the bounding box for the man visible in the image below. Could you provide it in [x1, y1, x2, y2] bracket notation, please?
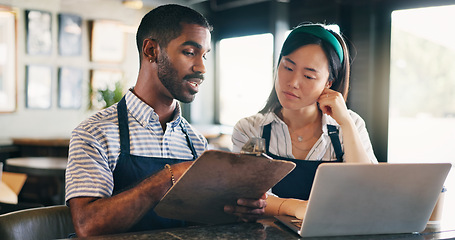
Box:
[65, 4, 266, 237]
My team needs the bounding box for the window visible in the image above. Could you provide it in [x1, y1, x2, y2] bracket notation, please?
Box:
[389, 5, 455, 227]
[218, 33, 274, 126]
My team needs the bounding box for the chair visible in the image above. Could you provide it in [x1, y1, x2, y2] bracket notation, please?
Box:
[0, 202, 44, 215]
[0, 205, 75, 240]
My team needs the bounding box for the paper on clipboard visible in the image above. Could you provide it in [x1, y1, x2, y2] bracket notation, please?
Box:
[154, 150, 296, 224]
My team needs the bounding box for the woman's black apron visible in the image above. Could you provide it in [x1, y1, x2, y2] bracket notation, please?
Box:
[112, 96, 197, 232]
[262, 123, 343, 200]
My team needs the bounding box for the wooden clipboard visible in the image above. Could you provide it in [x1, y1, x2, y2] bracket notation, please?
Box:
[154, 150, 296, 224]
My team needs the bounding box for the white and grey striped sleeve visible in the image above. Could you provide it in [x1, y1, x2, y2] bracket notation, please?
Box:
[65, 124, 115, 203]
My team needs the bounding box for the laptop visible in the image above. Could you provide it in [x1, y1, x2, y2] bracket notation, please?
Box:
[275, 162, 452, 237]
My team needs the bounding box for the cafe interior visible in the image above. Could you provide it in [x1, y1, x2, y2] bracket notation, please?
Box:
[0, 0, 454, 239]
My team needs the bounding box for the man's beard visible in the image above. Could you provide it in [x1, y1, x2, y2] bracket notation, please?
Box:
[157, 52, 195, 103]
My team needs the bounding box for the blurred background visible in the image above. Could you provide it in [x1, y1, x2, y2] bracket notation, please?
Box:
[0, 0, 453, 226]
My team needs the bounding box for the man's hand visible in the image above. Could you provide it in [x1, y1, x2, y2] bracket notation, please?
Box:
[223, 193, 267, 222]
[170, 161, 194, 181]
[68, 161, 194, 237]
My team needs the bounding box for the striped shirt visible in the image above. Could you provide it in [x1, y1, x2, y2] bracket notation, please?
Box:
[232, 110, 377, 163]
[65, 90, 208, 202]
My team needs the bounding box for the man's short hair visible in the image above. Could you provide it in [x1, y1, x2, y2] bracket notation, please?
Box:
[136, 4, 212, 58]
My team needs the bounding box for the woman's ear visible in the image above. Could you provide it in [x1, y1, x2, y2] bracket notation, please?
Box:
[325, 80, 333, 88]
[142, 38, 159, 63]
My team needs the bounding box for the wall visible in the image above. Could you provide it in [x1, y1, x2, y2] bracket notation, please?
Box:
[0, 0, 151, 140]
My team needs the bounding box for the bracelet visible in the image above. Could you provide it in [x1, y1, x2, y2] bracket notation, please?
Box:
[277, 199, 288, 215]
[164, 164, 176, 185]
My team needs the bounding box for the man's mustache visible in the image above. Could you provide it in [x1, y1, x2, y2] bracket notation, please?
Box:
[184, 73, 204, 81]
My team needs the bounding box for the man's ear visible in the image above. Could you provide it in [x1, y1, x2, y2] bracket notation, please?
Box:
[142, 38, 159, 63]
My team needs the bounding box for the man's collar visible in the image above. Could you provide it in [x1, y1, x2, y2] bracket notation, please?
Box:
[124, 90, 183, 129]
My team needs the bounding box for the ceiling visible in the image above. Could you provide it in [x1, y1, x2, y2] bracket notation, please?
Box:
[141, 0, 274, 11]
[141, 0, 204, 7]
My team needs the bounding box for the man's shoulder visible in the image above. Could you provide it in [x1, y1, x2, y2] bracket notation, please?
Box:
[76, 104, 119, 132]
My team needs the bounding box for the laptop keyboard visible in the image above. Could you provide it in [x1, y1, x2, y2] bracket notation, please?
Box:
[291, 219, 303, 228]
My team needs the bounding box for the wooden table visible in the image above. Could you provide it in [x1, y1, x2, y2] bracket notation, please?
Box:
[12, 138, 70, 157]
[5, 157, 68, 205]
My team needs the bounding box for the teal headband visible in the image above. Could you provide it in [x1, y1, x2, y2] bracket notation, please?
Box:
[287, 24, 344, 63]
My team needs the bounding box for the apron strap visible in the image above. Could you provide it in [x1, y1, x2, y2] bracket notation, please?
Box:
[180, 121, 198, 160]
[327, 124, 344, 162]
[118, 95, 197, 160]
[262, 123, 272, 155]
[263, 123, 344, 161]
[118, 96, 130, 155]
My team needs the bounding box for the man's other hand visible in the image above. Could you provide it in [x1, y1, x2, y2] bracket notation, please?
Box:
[223, 193, 267, 222]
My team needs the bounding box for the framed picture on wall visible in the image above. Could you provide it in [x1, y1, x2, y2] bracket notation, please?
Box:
[58, 67, 82, 109]
[90, 20, 125, 63]
[26, 65, 52, 109]
[58, 13, 82, 56]
[25, 9, 52, 55]
[90, 69, 123, 109]
[0, 11, 16, 113]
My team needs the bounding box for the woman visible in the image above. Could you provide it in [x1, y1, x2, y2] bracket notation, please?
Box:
[232, 23, 377, 218]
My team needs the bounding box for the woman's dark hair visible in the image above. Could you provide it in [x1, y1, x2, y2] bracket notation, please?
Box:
[259, 24, 350, 114]
[136, 4, 212, 61]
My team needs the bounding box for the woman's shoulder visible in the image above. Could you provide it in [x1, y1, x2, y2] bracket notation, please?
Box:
[235, 112, 275, 128]
[347, 109, 362, 119]
[347, 109, 367, 127]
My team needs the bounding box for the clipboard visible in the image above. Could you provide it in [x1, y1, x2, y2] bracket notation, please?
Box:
[154, 150, 296, 224]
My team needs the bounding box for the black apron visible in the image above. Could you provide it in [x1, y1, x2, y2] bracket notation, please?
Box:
[112, 96, 197, 232]
[263, 123, 343, 200]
